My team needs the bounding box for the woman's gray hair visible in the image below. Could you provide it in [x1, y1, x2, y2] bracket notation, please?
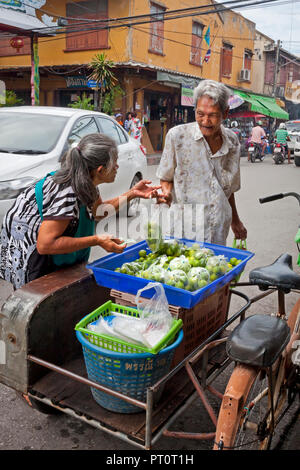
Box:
[53, 133, 118, 208]
[193, 79, 231, 115]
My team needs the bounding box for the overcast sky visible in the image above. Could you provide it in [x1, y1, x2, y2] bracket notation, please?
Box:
[235, 0, 300, 56]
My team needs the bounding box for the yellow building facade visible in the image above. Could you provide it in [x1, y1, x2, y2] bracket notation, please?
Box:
[0, 0, 256, 150]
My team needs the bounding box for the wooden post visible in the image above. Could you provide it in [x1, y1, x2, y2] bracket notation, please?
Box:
[30, 34, 39, 106]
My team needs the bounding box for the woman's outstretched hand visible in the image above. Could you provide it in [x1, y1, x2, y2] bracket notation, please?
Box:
[96, 234, 126, 253]
[130, 179, 161, 199]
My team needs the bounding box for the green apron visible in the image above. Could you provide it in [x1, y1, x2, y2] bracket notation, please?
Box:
[35, 172, 95, 267]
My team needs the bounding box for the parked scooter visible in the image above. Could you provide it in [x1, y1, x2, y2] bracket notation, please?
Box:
[248, 142, 263, 162]
[273, 142, 286, 164]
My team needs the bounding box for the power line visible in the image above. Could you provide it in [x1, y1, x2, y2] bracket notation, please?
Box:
[0, 0, 298, 61]
[30, 0, 282, 33]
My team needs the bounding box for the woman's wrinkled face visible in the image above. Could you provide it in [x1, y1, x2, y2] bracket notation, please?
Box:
[102, 153, 119, 183]
[195, 96, 226, 139]
[92, 150, 119, 185]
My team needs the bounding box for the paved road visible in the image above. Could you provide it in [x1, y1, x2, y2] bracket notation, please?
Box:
[0, 155, 299, 452]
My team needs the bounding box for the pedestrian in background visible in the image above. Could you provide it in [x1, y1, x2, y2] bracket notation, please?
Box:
[124, 112, 132, 133]
[115, 113, 123, 127]
[128, 112, 142, 143]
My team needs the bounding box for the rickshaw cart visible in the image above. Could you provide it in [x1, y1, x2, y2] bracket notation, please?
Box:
[0, 265, 251, 450]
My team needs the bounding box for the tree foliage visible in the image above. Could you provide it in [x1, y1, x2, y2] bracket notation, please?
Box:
[0, 90, 24, 107]
[68, 93, 94, 110]
[88, 53, 117, 111]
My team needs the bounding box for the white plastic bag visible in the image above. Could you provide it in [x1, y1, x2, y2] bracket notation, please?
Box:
[135, 282, 173, 348]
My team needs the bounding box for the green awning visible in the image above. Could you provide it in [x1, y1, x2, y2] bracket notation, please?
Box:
[233, 90, 268, 115]
[251, 94, 289, 120]
[233, 90, 289, 120]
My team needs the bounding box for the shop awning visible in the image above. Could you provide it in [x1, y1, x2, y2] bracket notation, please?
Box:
[0, 6, 49, 35]
[253, 94, 289, 120]
[232, 90, 289, 120]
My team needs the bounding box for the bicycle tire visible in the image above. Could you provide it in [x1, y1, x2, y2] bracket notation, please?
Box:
[213, 364, 273, 450]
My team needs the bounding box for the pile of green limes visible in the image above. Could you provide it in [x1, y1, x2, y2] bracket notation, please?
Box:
[114, 241, 242, 292]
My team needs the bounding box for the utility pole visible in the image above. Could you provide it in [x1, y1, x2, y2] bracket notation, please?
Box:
[272, 39, 281, 131]
[272, 39, 281, 97]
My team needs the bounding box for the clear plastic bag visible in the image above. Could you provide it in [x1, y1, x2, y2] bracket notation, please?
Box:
[144, 203, 170, 253]
[135, 282, 173, 348]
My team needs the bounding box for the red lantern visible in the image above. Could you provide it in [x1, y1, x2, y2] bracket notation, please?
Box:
[10, 36, 24, 53]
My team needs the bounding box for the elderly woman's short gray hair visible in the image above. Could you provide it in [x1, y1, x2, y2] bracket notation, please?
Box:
[193, 79, 231, 115]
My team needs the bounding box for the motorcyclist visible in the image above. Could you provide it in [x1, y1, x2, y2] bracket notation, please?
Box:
[274, 122, 291, 163]
[248, 120, 266, 161]
[230, 121, 242, 143]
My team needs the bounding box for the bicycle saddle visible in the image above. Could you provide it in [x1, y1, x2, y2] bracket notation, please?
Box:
[226, 314, 290, 368]
[249, 253, 300, 292]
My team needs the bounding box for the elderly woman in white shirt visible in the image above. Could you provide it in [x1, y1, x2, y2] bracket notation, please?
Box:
[155, 79, 247, 246]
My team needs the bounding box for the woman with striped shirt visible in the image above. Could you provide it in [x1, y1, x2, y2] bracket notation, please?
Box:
[0, 133, 158, 289]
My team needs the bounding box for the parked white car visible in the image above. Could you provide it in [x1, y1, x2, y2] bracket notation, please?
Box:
[293, 136, 300, 166]
[285, 120, 300, 157]
[0, 106, 147, 225]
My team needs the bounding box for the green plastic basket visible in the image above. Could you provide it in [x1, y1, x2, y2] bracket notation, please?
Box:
[75, 300, 183, 355]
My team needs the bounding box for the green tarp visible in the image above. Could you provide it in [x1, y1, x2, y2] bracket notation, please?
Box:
[233, 90, 289, 120]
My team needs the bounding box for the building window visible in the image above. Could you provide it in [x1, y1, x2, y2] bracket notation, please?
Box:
[65, 0, 108, 51]
[244, 50, 252, 71]
[190, 21, 203, 66]
[221, 43, 233, 77]
[149, 2, 165, 55]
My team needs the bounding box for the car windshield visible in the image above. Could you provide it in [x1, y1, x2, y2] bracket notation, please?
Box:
[286, 122, 300, 133]
[0, 112, 68, 153]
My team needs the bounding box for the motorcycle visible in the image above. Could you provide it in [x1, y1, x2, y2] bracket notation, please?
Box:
[273, 142, 286, 165]
[248, 142, 263, 162]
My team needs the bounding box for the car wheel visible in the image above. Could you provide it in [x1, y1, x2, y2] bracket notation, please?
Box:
[127, 174, 142, 217]
[295, 155, 300, 167]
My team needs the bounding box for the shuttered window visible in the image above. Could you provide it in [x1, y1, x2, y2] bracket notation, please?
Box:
[221, 43, 233, 77]
[244, 50, 252, 71]
[190, 22, 203, 66]
[149, 3, 165, 55]
[66, 0, 108, 51]
[0, 36, 31, 57]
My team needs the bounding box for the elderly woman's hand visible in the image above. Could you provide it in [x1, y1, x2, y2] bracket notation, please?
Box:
[130, 179, 161, 199]
[96, 234, 126, 253]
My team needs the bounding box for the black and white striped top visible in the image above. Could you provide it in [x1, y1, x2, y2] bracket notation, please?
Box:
[0, 174, 80, 289]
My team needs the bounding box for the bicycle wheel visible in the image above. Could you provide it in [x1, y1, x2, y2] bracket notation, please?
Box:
[214, 364, 273, 450]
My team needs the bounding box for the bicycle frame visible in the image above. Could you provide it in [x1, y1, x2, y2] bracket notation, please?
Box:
[213, 191, 300, 450]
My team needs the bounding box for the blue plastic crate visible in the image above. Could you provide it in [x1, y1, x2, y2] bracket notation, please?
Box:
[87, 238, 254, 309]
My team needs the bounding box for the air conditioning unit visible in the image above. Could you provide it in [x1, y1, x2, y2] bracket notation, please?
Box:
[239, 69, 251, 81]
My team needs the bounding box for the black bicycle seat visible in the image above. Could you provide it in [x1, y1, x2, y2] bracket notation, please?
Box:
[226, 314, 290, 368]
[249, 253, 300, 292]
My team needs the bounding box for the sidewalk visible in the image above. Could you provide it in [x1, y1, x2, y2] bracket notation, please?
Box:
[146, 152, 162, 165]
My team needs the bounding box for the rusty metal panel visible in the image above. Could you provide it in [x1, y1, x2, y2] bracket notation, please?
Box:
[0, 264, 110, 393]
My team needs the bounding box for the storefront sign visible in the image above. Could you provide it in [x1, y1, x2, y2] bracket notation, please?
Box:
[65, 76, 88, 88]
[87, 79, 98, 89]
[181, 86, 194, 107]
[285, 81, 300, 104]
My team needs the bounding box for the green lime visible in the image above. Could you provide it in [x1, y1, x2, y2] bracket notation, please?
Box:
[139, 249, 147, 258]
[198, 279, 208, 288]
[175, 281, 185, 289]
